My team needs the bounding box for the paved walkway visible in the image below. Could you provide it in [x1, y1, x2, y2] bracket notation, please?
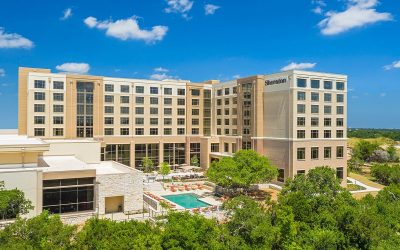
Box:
[347, 177, 381, 194]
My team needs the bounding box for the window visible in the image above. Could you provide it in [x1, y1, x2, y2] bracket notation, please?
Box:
[120, 85, 129, 93]
[211, 143, 219, 152]
[104, 106, 114, 114]
[192, 128, 199, 135]
[104, 117, 114, 125]
[164, 128, 172, 135]
[120, 117, 129, 125]
[297, 148, 306, 160]
[177, 109, 185, 116]
[217, 99, 222, 106]
[337, 118, 344, 127]
[177, 128, 185, 135]
[120, 128, 129, 135]
[120, 107, 129, 114]
[53, 128, 63, 136]
[150, 87, 158, 94]
[53, 116, 64, 124]
[53, 93, 64, 101]
[34, 104, 45, 112]
[336, 130, 344, 138]
[311, 80, 320, 89]
[177, 118, 185, 125]
[297, 130, 305, 139]
[311, 117, 319, 126]
[34, 116, 45, 124]
[324, 93, 332, 102]
[177, 98, 185, 105]
[164, 118, 172, 125]
[311, 92, 319, 102]
[105, 84, 114, 92]
[53, 81, 64, 89]
[337, 94, 344, 103]
[120, 96, 129, 103]
[297, 117, 306, 126]
[150, 97, 159, 105]
[135, 107, 144, 114]
[311, 105, 319, 114]
[278, 169, 285, 182]
[336, 146, 344, 158]
[164, 98, 172, 105]
[54, 105, 64, 113]
[34, 92, 45, 100]
[34, 128, 45, 136]
[136, 96, 144, 104]
[225, 88, 230, 95]
[311, 147, 319, 159]
[105, 95, 114, 103]
[136, 86, 144, 93]
[337, 106, 344, 115]
[164, 108, 172, 115]
[311, 130, 319, 138]
[297, 104, 306, 114]
[324, 118, 331, 127]
[150, 128, 158, 135]
[324, 105, 332, 114]
[177, 88, 185, 95]
[192, 119, 199, 125]
[104, 128, 114, 135]
[150, 107, 158, 115]
[217, 89, 222, 96]
[297, 79, 307, 87]
[336, 82, 345, 90]
[135, 128, 144, 135]
[164, 88, 172, 95]
[217, 109, 222, 115]
[224, 109, 230, 115]
[297, 91, 306, 101]
[34, 80, 46, 89]
[150, 118, 158, 125]
[134, 118, 143, 126]
[192, 109, 199, 115]
[233, 87, 237, 94]
[191, 89, 200, 96]
[336, 167, 344, 179]
[224, 119, 230, 125]
[324, 147, 332, 159]
[192, 99, 199, 105]
[324, 81, 332, 89]
[324, 130, 331, 138]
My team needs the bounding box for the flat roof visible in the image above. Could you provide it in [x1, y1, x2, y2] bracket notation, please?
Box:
[41, 155, 94, 172]
[0, 134, 47, 146]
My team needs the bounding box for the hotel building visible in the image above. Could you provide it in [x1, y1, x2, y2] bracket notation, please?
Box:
[17, 67, 347, 182]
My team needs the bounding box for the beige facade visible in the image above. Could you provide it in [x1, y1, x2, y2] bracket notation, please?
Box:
[18, 67, 347, 182]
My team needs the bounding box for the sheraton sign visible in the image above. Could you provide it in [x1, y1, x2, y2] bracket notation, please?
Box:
[265, 78, 287, 86]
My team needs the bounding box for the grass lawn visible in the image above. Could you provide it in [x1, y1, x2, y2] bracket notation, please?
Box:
[347, 183, 366, 191]
[349, 172, 385, 189]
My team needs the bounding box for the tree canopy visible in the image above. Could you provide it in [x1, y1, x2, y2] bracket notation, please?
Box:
[0, 181, 33, 220]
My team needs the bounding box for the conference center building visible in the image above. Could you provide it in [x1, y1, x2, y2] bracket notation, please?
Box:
[16, 67, 348, 182]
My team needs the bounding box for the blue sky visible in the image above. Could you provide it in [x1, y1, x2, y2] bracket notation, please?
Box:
[0, 0, 399, 129]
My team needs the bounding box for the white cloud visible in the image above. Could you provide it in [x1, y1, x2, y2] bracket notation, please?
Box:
[0, 28, 34, 49]
[311, 0, 326, 14]
[0, 68, 5, 77]
[281, 62, 316, 71]
[233, 74, 241, 79]
[61, 8, 72, 20]
[56, 63, 90, 74]
[313, 6, 323, 14]
[84, 16, 168, 43]
[318, 0, 392, 35]
[205, 4, 220, 15]
[384, 60, 400, 70]
[154, 67, 169, 72]
[165, 0, 194, 18]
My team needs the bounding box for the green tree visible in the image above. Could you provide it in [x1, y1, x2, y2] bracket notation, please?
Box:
[352, 140, 380, 162]
[0, 181, 33, 220]
[387, 145, 399, 162]
[206, 150, 278, 192]
[190, 155, 200, 167]
[0, 211, 76, 249]
[142, 157, 154, 173]
[347, 157, 364, 173]
[158, 162, 171, 180]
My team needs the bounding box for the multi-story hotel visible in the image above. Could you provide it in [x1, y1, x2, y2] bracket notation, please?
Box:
[18, 67, 347, 182]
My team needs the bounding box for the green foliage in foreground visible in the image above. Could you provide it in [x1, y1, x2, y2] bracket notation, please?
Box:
[0, 181, 33, 220]
[371, 163, 400, 185]
[2, 167, 400, 249]
[348, 128, 400, 141]
[206, 150, 278, 189]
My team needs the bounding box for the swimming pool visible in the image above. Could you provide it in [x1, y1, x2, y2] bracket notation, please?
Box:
[162, 193, 210, 209]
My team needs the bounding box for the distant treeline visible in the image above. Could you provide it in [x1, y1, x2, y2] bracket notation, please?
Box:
[348, 128, 400, 141]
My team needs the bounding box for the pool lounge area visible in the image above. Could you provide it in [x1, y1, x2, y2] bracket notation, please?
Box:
[162, 193, 210, 209]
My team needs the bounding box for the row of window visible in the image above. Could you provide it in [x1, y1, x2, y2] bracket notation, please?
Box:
[297, 117, 344, 127]
[216, 118, 238, 126]
[297, 79, 345, 90]
[103, 128, 200, 136]
[34, 128, 63, 136]
[297, 92, 344, 102]
[297, 104, 344, 115]
[216, 86, 237, 96]
[34, 104, 64, 113]
[296, 130, 344, 139]
[34, 92, 64, 101]
[104, 107, 192, 116]
[34, 80, 64, 90]
[216, 108, 238, 116]
[34, 116, 64, 125]
[216, 97, 238, 106]
[104, 96, 202, 106]
[105, 85, 193, 96]
[297, 146, 344, 160]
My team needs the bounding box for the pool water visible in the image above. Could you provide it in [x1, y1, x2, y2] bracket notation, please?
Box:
[162, 193, 210, 209]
